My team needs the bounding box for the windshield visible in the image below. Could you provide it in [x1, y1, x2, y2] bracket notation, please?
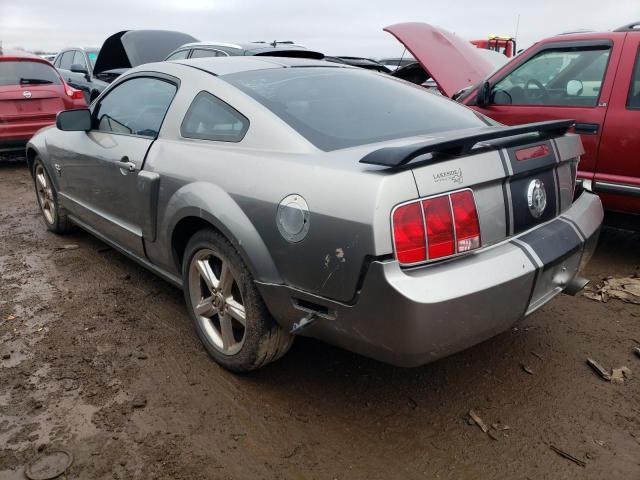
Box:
[223, 67, 489, 151]
[0, 60, 61, 86]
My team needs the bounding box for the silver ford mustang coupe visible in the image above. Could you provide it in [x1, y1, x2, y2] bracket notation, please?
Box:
[27, 57, 603, 372]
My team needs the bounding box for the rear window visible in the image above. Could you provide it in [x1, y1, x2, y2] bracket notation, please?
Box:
[222, 68, 488, 151]
[0, 60, 61, 86]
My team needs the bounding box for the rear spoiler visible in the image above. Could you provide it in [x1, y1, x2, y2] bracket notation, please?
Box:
[360, 120, 574, 169]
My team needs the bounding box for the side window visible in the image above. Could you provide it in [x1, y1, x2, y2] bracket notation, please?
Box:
[627, 49, 640, 109]
[181, 91, 249, 142]
[94, 77, 177, 138]
[72, 50, 87, 69]
[166, 49, 189, 61]
[58, 51, 74, 70]
[492, 46, 611, 107]
[190, 49, 220, 58]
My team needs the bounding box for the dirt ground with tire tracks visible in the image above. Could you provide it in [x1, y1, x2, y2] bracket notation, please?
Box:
[1, 159, 639, 479]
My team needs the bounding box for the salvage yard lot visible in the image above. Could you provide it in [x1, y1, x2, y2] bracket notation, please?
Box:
[1, 161, 639, 479]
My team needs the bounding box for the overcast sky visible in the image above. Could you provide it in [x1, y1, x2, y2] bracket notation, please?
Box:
[1, 0, 639, 58]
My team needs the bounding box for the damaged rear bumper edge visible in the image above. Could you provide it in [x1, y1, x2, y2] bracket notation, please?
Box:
[257, 191, 603, 367]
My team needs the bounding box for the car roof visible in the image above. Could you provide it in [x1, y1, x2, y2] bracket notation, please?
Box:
[177, 41, 310, 52]
[172, 41, 324, 59]
[539, 30, 628, 44]
[0, 48, 49, 62]
[170, 55, 347, 76]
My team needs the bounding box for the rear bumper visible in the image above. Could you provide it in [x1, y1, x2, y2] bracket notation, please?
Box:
[260, 191, 603, 367]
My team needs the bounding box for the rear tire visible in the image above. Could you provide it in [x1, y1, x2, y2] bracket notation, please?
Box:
[33, 159, 72, 234]
[182, 229, 293, 372]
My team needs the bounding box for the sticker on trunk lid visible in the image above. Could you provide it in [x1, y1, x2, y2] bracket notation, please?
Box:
[432, 167, 463, 185]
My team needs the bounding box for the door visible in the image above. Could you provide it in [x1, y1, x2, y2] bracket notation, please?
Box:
[59, 75, 178, 256]
[472, 38, 623, 182]
[594, 36, 640, 213]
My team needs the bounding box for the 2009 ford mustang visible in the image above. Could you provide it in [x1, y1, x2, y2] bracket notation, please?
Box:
[26, 56, 603, 372]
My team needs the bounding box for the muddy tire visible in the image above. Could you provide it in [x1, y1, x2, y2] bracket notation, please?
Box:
[182, 229, 293, 372]
[33, 159, 72, 234]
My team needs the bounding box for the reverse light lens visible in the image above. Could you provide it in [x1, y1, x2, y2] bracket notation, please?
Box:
[450, 190, 481, 252]
[515, 144, 549, 161]
[422, 196, 455, 259]
[392, 202, 426, 264]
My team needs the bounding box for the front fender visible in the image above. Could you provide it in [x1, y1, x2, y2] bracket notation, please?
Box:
[161, 181, 283, 285]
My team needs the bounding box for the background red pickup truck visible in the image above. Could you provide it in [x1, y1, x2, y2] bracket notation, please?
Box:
[387, 22, 640, 221]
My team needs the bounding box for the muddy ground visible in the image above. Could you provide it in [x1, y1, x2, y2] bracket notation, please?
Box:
[0, 160, 639, 480]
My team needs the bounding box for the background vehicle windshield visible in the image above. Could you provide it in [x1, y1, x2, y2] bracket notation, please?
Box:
[223, 67, 489, 150]
[0, 60, 61, 86]
[492, 47, 611, 106]
[87, 50, 99, 68]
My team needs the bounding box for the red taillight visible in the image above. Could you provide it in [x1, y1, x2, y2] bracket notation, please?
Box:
[393, 189, 481, 265]
[392, 202, 426, 264]
[450, 190, 481, 252]
[423, 196, 455, 259]
[64, 82, 84, 101]
[515, 144, 549, 161]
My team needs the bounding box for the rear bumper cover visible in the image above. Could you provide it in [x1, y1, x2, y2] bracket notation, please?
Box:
[259, 191, 603, 367]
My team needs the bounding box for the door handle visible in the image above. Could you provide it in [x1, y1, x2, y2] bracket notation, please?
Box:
[119, 156, 136, 172]
[574, 122, 599, 135]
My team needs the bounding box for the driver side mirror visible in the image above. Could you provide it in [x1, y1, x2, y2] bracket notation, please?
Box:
[70, 63, 88, 75]
[56, 109, 91, 131]
[476, 81, 492, 107]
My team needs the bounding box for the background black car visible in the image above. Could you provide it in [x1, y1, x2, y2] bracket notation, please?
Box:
[54, 47, 105, 103]
[55, 31, 199, 103]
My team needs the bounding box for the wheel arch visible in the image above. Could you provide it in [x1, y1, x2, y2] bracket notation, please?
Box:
[165, 184, 283, 286]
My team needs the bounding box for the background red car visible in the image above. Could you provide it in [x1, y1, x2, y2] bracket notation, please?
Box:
[0, 48, 86, 155]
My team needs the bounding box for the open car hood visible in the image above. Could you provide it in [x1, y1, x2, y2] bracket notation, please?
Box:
[384, 22, 496, 98]
[94, 30, 199, 75]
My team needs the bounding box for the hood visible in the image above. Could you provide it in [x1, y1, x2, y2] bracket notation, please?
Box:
[94, 30, 199, 75]
[384, 22, 496, 97]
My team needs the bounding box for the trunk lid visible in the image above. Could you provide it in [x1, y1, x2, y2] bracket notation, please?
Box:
[0, 85, 65, 123]
[384, 22, 496, 97]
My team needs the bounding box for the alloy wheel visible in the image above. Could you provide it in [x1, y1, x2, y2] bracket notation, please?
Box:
[35, 164, 56, 225]
[188, 248, 246, 355]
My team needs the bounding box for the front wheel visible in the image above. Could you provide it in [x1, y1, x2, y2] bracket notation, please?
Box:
[33, 159, 71, 234]
[182, 229, 293, 372]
